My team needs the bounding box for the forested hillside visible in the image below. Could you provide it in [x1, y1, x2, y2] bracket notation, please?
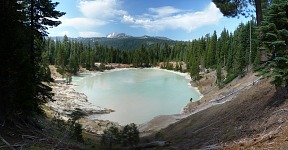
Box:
[50, 35, 173, 51]
[45, 20, 259, 88]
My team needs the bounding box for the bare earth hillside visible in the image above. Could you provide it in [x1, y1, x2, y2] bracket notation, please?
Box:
[144, 77, 288, 149]
[139, 70, 260, 136]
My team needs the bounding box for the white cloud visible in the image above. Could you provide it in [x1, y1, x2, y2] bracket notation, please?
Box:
[61, 17, 106, 30]
[59, 0, 127, 30]
[79, 31, 102, 37]
[50, 0, 126, 37]
[149, 6, 182, 18]
[122, 15, 135, 23]
[122, 2, 223, 32]
[79, 0, 127, 19]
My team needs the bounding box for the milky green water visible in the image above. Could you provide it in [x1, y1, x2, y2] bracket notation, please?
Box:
[72, 68, 201, 125]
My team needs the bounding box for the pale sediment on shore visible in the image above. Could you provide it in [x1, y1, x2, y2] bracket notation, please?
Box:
[47, 82, 114, 116]
[45, 82, 119, 135]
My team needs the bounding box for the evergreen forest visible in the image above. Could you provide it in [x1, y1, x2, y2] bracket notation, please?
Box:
[44, 20, 259, 88]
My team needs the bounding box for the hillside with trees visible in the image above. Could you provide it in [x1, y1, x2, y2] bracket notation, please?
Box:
[44, 19, 258, 89]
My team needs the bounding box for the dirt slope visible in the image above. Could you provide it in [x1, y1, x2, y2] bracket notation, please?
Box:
[144, 78, 288, 149]
[140, 70, 260, 136]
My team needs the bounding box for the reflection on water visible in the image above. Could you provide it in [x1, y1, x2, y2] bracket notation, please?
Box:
[72, 69, 200, 125]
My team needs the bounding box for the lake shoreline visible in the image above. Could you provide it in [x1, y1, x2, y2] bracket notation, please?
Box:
[139, 69, 260, 137]
[75, 66, 204, 114]
[47, 65, 204, 136]
[44, 82, 121, 135]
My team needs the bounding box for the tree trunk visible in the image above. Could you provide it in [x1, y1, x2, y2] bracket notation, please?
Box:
[275, 85, 288, 103]
[255, 0, 263, 26]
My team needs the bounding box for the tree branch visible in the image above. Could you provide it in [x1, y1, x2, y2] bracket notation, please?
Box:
[0, 134, 16, 150]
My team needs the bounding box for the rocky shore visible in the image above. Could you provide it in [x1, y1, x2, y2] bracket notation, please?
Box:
[45, 82, 120, 135]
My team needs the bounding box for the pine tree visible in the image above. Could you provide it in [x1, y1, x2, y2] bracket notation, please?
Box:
[207, 31, 217, 68]
[258, 0, 288, 97]
[213, 0, 264, 25]
[233, 23, 247, 77]
[226, 33, 234, 74]
[0, 0, 65, 118]
[216, 63, 223, 88]
[253, 50, 261, 70]
[121, 123, 139, 147]
[190, 58, 200, 81]
[101, 126, 121, 148]
[218, 28, 230, 67]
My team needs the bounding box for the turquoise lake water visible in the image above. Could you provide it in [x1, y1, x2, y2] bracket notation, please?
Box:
[72, 68, 201, 125]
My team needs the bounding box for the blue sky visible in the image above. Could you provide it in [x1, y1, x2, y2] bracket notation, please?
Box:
[48, 0, 251, 40]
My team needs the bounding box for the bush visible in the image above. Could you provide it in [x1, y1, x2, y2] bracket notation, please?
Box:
[121, 123, 139, 147]
[101, 123, 140, 149]
[56, 67, 65, 75]
[72, 123, 84, 142]
[101, 125, 121, 149]
[223, 73, 238, 85]
[154, 131, 163, 140]
[51, 109, 86, 143]
[67, 109, 87, 142]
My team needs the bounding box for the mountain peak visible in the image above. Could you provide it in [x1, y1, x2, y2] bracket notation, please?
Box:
[106, 33, 130, 38]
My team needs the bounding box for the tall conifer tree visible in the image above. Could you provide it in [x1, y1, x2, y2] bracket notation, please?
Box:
[0, 0, 65, 118]
[258, 0, 288, 96]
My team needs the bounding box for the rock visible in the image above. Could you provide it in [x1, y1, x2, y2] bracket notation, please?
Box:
[54, 78, 66, 83]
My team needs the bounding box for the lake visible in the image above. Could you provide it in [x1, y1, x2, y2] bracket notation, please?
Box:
[72, 68, 201, 125]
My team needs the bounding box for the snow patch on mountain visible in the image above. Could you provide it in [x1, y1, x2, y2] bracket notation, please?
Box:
[106, 33, 130, 38]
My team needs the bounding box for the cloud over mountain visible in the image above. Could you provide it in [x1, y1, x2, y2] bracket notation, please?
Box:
[122, 2, 223, 32]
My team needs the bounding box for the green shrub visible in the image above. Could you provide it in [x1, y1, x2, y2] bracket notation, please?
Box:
[223, 73, 238, 85]
[72, 123, 84, 142]
[101, 123, 140, 149]
[56, 67, 65, 75]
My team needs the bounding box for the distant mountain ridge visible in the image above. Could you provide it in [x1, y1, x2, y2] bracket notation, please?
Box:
[50, 33, 174, 51]
[105, 32, 171, 41]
